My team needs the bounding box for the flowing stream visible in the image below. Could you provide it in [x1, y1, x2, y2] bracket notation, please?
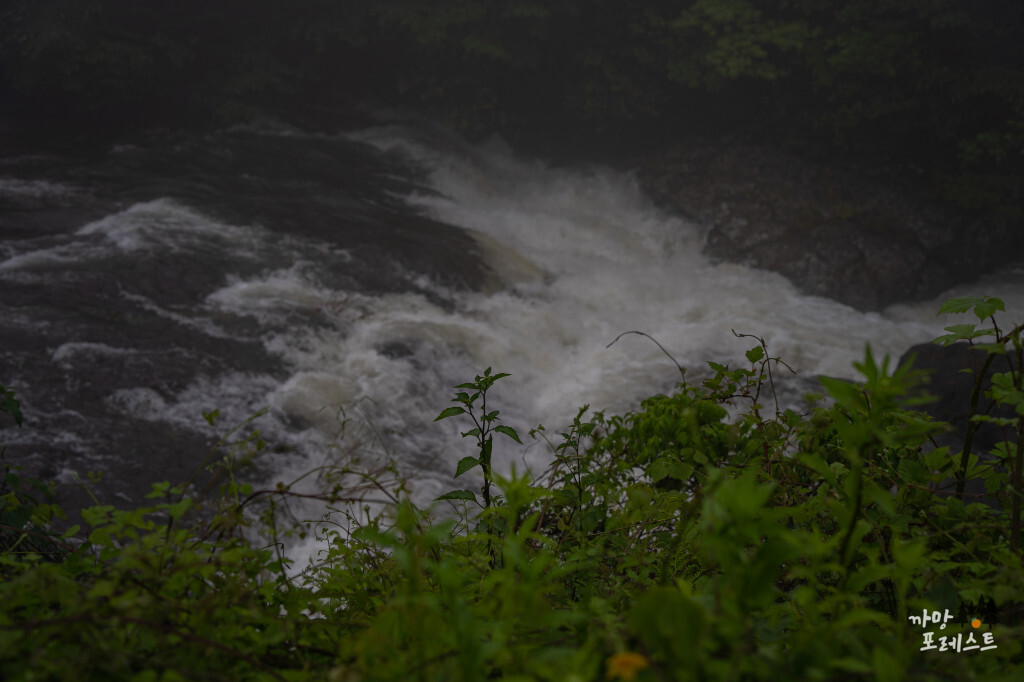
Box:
[3, 118, 1024, 565]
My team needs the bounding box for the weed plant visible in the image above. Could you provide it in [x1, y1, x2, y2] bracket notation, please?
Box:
[1, 296, 1023, 681]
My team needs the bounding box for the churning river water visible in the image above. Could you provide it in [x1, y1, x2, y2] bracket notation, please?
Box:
[3, 118, 1024, 564]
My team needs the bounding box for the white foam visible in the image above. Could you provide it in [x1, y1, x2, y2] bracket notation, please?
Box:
[191, 125, 1024, 570]
[52, 342, 135, 365]
[0, 178, 78, 201]
[0, 242, 101, 272]
[118, 291, 239, 340]
[206, 263, 342, 327]
[107, 387, 169, 417]
[75, 198, 264, 255]
[106, 373, 280, 430]
[304, 126, 1024, 469]
[0, 198, 265, 274]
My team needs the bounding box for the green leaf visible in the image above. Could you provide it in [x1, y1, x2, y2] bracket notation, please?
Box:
[819, 376, 861, 407]
[352, 525, 396, 548]
[494, 425, 522, 443]
[932, 323, 998, 344]
[871, 642, 901, 682]
[745, 345, 765, 363]
[863, 481, 896, 516]
[435, 406, 466, 421]
[1, 504, 32, 531]
[628, 587, 706, 663]
[648, 458, 694, 484]
[971, 414, 1017, 427]
[435, 489, 477, 503]
[1, 385, 24, 427]
[943, 323, 976, 337]
[647, 458, 672, 483]
[937, 295, 1004, 320]
[167, 498, 192, 521]
[61, 524, 81, 539]
[939, 296, 987, 314]
[454, 456, 479, 478]
[973, 296, 1005, 320]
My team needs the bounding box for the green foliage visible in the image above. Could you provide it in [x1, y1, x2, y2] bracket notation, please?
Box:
[930, 295, 1024, 553]
[434, 367, 523, 510]
[0, 384, 23, 428]
[4, 0, 1021, 177]
[3, 296, 1024, 679]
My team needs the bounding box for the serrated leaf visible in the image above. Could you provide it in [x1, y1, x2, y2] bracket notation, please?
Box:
[494, 425, 522, 443]
[944, 323, 977, 337]
[435, 489, 477, 503]
[939, 296, 986, 315]
[932, 333, 964, 346]
[937, 295, 1004, 320]
[973, 297, 1004, 320]
[454, 456, 479, 478]
[898, 458, 931, 485]
[435, 406, 466, 421]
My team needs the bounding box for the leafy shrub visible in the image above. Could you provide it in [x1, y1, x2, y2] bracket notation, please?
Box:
[1, 296, 1022, 680]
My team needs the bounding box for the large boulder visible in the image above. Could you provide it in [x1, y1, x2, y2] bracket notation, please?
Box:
[899, 342, 1016, 507]
[635, 138, 1019, 311]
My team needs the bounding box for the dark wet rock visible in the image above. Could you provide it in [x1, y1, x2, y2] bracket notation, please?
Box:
[634, 138, 1021, 311]
[901, 343, 1015, 451]
[900, 342, 1016, 507]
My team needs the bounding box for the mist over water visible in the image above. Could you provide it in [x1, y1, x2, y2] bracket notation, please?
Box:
[2, 120, 1024, 565]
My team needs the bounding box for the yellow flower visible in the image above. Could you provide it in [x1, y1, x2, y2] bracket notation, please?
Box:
[606, 651, 649, 681]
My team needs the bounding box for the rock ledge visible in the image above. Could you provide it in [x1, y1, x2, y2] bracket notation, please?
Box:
[634, 138, 1018, 311]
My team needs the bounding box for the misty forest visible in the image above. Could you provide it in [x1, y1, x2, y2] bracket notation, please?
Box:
[1, 1, 1023, 680]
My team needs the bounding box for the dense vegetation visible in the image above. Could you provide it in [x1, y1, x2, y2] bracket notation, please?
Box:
[0, 1, 1018, 154]
[2, 296, 1022, 680]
